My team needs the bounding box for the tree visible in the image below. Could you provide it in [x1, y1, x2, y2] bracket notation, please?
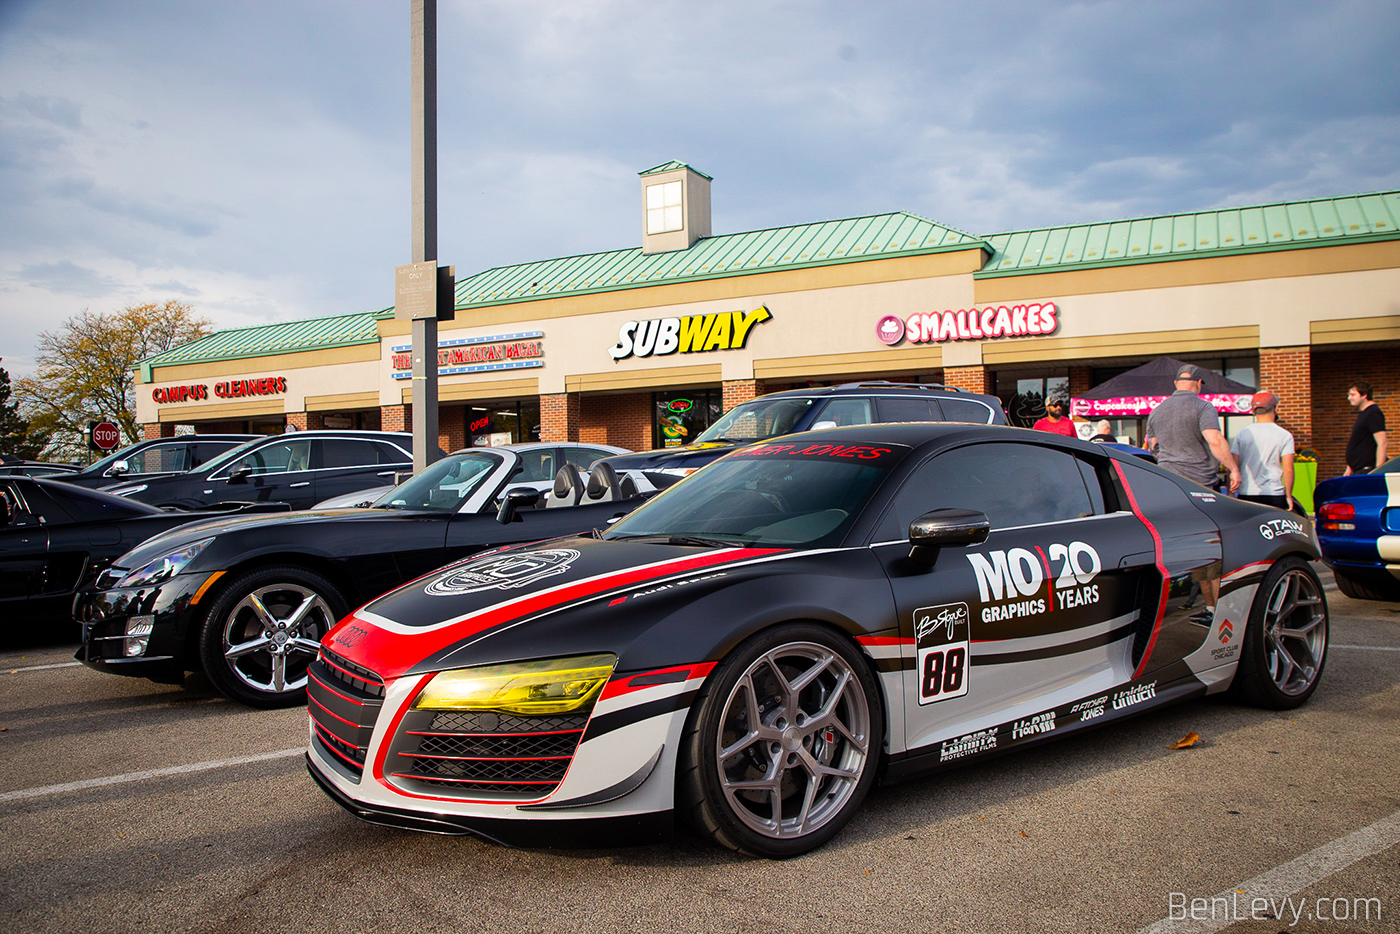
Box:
[0, 364, 47, 460]
[15, 301, 212, 459]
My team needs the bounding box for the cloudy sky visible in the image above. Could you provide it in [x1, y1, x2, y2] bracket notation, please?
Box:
[2, 0, 1398, 375]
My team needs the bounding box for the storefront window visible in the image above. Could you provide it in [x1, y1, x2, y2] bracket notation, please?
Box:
[467, 400, 541, 447]
[654, 390, 722, 448]
[994, 371, 1069, 428]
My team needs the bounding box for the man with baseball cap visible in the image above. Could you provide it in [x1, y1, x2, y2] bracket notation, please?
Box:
[1230, 390, 1295, 510]
[1146, 364, 1241, 627]
[1145, 363, 1241, 492]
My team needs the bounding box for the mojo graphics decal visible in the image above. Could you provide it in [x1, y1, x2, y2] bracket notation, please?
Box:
[967, 540, 1102, 623]
[610, 306, 771, 360]
[914, 602, 970, 706]
[425, 549, 581, 596]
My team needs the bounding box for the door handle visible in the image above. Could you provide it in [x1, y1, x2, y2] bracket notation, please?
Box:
[289, 481, 311, 488]
[377, 471, 397, 477]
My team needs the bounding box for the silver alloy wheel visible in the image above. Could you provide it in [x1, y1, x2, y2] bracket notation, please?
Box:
[714, 641, 871, 840]
[1262, 568, 1327, 696]
[221, 584, 333, 696]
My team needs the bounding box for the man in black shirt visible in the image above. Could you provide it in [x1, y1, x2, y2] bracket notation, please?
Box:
[1345, 380, 1388, 475]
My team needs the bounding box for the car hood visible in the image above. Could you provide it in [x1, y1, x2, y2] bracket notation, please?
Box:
[325, 536, 792, 681]
[112, 506, 436, 569]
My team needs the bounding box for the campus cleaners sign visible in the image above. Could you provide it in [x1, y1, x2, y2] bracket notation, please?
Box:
[876, 302, 1060, 346]
[610, 305, 772, 360]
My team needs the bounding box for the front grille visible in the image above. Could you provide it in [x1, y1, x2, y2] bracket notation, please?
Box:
[388, 710, 588, 800]
[307, 648, 385, 780]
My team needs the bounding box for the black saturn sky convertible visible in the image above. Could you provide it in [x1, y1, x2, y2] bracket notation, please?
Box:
[77, 446, 641, 706]
[306, 423, 1329, 857]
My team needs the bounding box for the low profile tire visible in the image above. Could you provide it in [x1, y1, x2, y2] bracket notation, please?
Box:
[197, 565, 347, 709]
[1332, 568, 1399, 602]
[1231, 556, 1329, 709]
[678, 624, 883, 858]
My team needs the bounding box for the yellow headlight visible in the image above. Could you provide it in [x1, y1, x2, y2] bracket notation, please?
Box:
[413, 654, 617, 714]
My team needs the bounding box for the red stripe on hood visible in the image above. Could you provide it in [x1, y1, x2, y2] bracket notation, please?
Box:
[328, 547, 785, 680]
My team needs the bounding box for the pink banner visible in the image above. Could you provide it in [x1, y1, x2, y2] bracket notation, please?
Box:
[1071, 394, 1254, 418]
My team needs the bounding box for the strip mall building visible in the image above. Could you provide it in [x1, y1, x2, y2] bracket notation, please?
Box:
[136, 163, 1400, 477]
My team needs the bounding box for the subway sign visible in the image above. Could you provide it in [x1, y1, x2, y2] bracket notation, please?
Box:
[610, 305, 772, 361]
[877, 302, 1060, 345]
[391, 331, 545, 379]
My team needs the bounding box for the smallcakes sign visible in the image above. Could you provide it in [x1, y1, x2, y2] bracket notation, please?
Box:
[876, 302, 1060, 346]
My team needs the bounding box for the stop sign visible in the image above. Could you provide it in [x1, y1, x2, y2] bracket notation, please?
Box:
[91, 421, 121, 451]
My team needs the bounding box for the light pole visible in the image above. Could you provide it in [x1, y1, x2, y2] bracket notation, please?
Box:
[397, 0, 450, 472]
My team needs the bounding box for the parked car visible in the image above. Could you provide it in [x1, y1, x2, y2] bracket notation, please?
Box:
[77, 446, 646, 707]
[0, 476, 287, 637]
[312, 441, 630, 509]
[1313, 456, 1400, 600]
[0, 455, 80, 478]
[598, 381, 1006, 491]
[102, 431, 426, 510]
[46, 435, 255, 489]
[306, 423, 1328, 856]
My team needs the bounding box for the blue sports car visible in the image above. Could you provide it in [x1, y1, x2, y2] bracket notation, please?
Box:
[1313, 458, 1400, 601]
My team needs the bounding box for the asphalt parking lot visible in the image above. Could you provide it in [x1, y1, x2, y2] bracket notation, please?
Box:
[2, 568, 1397, 934]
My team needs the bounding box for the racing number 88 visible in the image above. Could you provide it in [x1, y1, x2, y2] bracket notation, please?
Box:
[922, 646, 966, 697]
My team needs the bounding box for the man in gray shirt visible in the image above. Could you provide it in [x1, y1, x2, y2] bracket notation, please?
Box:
[1146, 364, 1240, 493]
[1146, 364, 1239, 625]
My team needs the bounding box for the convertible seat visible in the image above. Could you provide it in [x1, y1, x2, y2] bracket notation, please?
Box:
[584, 461, 622, 503]
[547, 463, 585, 507]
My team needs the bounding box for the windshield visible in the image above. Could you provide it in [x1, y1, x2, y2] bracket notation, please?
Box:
[695, 398, 815, 444]
[1376, 456, 1400, 475]
[603, 441, 907, 547]
[373, 451, 504, 511]
[199, 437, 269, 475]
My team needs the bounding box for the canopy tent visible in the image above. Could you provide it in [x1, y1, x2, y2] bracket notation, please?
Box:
[1070, 357, 1256, 419]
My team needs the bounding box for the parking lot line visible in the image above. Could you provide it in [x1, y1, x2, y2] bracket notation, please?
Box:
[1331, 644, 1400, 652]
[5, 661, 83, 673]
[0, 747, 306, 804]
[1137, 809, 1400, 934]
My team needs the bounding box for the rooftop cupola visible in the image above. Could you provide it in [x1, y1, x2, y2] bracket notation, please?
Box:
[639, 160, 712, 254]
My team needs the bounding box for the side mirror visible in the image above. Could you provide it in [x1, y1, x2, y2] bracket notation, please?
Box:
[11, 508, 41, 529]
[811, 420, 838, 430]
[495, 487, 541, 524]
[228, 465, 252, 484]
[105, 459, 130, 477]
[908, 508, 990, 566]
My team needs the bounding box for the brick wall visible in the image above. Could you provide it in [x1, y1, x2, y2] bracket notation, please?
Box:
[439, 406, 465, 452]
[142, 422, 175, 440]
[943, 365, 989, 394]
[1312, 348, 1397, 479]
[580, 394, 652, 451]
[283, 411, 325, 432]
[1069, 366, 1093, 398]
[1258, 347, 1312, 450]
[722, 379, 765, 411]
[540, 393, 580, 442]
[380, 404, 409, 432]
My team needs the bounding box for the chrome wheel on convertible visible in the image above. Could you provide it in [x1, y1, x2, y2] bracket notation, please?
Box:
[1232, 556, 1328, 709]
[198, 565, 347, 708]
[680, 624, 882, 857]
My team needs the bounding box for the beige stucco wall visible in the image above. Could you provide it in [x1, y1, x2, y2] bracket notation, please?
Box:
[138, 358, 382, 424]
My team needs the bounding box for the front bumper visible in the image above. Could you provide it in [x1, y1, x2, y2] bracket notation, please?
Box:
[304, 650, 710, 846]
[74, 572, 212, 682]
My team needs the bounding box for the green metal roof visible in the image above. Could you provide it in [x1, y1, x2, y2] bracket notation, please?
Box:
[453, 212, 988, 308]
[141, 309, 385, 372]
[976, 191, 1400, 278]
[639, 160, 712, 179]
